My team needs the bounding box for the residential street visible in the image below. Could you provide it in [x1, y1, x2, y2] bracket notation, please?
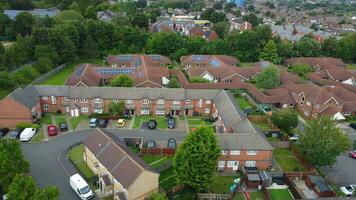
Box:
[21, 128, 186, 200]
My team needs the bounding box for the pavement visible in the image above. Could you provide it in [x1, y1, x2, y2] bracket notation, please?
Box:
[21, 128, 186, 200]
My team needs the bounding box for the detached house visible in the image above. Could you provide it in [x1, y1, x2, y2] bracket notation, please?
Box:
[84, 128, 159, 200]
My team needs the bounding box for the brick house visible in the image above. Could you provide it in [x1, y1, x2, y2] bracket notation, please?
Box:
[284, 57, 345, 71]
[83, 128, 159, 200]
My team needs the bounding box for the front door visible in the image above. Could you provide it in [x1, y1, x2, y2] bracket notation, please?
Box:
[185, 109, 189, 115]
[71, 109, 79, 117]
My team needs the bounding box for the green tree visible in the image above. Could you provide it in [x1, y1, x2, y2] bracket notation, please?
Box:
[299, 117, 352, 167]
[8, 0, 33, 9]
[80, 35, 99, 58]
[224, 2, 236, 13]
[212, 21, 230, 38]
[6, 174, 37, 200]
[110, 74, 134, 87]
[13, 12, 34, 36]
[259, 40, 280, 64]
[321, 37, 337, 57]
[12, 66, 39, 86]
[131, 13, 149, 30]
[295, 37, 321, 57]
[145, 32, 184, 58]
[270, 109, 298, 133]
[174, 126, 221, 192]
[242, 13, 261, 27]
[167, 77, 181, 88]
[109, 101, 126, 117]
[35, 57, 54, 74]
[53, 10, 84, 24]
[0, 140, 30, 191]
[336, 32, 356, 62]
[0, 13, 11, 36]
[190, 76, 210, 83]
[32, 186, 59, 200]
[201, 8, 227, 23]
[34, 45, 59, 65]
[289, 63, 313, 78]
[0, 71, 15, 90]
[148, 192, 168, 200]
[255, 66, 280, 89]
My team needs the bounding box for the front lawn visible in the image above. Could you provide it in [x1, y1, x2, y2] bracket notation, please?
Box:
[70, 116, 88, 130]
[39, 58, 105, 85]
[41, 115, 53, 125]
[274, 148, 305, 172]
[55, 115, 67, 126]
[187, 117, 214, 131]
[253, 120, 271, 131]
[159, 167, 177, 191]
[30, 130, 44, 143]
[133, 115, 166, 129]
[210, 175, 239, 194]
[235, 96, 254, 110]
[249, 191, 265, 200]
[268, 189, 294, 200]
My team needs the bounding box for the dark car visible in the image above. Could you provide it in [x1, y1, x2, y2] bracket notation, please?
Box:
[167, 117, 175, 129]
[168, 138, 177, 149]
[98, 119, 108, 128]
[350, 123, 356, 130]
[0, 128, 10, 138]
[9, 128, 24, 139]
[147, 140, 156, 149]
[147, 120, 157, 129]
[59, 122, 68, 132]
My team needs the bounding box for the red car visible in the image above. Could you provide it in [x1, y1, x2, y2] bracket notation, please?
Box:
[350, 150, 356, 159]
[47, 125, 58, 136]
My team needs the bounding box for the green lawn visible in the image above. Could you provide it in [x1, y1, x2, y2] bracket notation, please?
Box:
[30, 131, 44, 143]
[41, 115, 53, 125]
[133, 115, 167, 129]
[142, 155, 166, 164]
[70, 116, 88, 130]
[39, 58, 105, 85]
[268, 189, 294, 200]
[274, 148, 305, 172]
[159, 167, 177, 191]
[267, 137, 280, 142]
[249, 191, 265, 200]
[234, 193, 245, 200]
[235, 96, 254, 110]
[253, 120, 271, 131]
[210, 176, 238, 194]
[187, 117, 214, 131]
[346, 64, 356, 70]
[55, 115, 66, 126]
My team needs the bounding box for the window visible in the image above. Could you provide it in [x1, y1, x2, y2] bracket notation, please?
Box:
[198, 99, 203, 108]
[185, 100, 191, 104]
[206, 100, 211, 104]
[173, 100, 180, 105]
[113, 99, 119, 103]
[315, 104, 320, 109]
[125, 99, 133, 104]
[42, 96, 48, 100]
[73, 99, 76, 103]
[230, 150, 240, 155]
[141, 109, 149, 115]
[221, 150, 226, 155]
[306, 101, 311, 106]
[51, 96, 56, 104]
[204, 108, 210, 114]
[227, 161, 239, 169]
[157, 99, 165, 105]
[218, 161, 225, 168]
[65, 107, 70, 112]
[81, 107, 89, 113]
[245, 161, 256, 167]
[142, 99, 149, 104]
[156, 109, 165, 115]
[94, 108, 103, 114]
[43, 104, 49, 110]
[94, 98, 102, 104]
[63, 97, 69, 101]
[247, 150, 257, 155]
[80, 98, 88, 103]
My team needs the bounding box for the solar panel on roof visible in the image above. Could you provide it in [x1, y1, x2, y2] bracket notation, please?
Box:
[192, 55, 205, 61]
[210, 59, 221, 68]
[150, 55, 161, 61]
[118, 55, 132, 61]
[96, 68, 134, 75]
[74, 65, 85, 77]
[134, 59, 142, 67]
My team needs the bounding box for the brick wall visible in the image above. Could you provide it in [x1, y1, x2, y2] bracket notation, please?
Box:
[0, 97, 32, 127]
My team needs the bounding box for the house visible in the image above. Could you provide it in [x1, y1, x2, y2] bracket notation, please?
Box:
[65, 54, 172, 88]
[4, 8, 60, 20]
[97, 10, 126, 22]
[83, 128, 159, 200]
[284, 57, 345, 71]
[305, 176, 335, 197]
[189, 27, 218, 41]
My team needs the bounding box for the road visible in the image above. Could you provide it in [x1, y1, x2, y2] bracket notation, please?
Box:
[21, 128, 186, 200]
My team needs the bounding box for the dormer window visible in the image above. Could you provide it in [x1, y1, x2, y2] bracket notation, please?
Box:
[142, 99, 149, 104]
[94, 98, 102, 104]
[157, 99, 165, 105]
[80, 98, 88, 103]
[173, 100, 180, 105]
[126, 99, 133, 104]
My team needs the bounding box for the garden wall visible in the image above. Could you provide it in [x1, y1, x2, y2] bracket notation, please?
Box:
[141, 148, 176, 156]
[31, 64, 66, 84]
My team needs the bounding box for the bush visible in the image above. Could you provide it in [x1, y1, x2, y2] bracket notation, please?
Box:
[16, 123, 40, 129]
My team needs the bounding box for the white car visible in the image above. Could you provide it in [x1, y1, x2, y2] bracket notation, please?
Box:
[340, 185, 355, 197]
[19, 128, 36, 142]
[288, 133, 300, 141]
[70, 174, 94, 200]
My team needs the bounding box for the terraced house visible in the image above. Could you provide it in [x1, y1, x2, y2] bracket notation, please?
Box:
[0, 85, 274, 172]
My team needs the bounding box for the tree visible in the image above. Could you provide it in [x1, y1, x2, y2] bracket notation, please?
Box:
[32, 186, 59, 200]
[259, 40, 280, 64]
[167, 77, 181, 88]
[131, 13, 149, 30]
[336, 32, 356, 63]
[34, 45, 59, 64]
[13, 12, 35, 36]
[110, 74, 134, 87]
[255, 66, 280, 89]
[201, 8, 227, 24]
[321, 37, 337, 57]
[174, 126, 221, 192]
[6, 174, 37, 200]
[298, 117, 351, 167]
[213, 2, 223, 10]
[289, 63, 313, 78]
[295, 37, 321, 57]
[224, 2, 236, 13]
[8, 0, 33, 9]
[0, 71, 15, 90]
[212, 22, 230, 38]
[80, 35, 99, 58]
[35, 57, 54, 74]
[53, 10, 84, 24]
[190, 76, 210, 83]
[270, 109, 298, 133]
[109, 101, 126, 117]
[0, 13, 11, 36]
[0, 140, 30, 191]
[145, 32, 184, 57]
[242, 13, 261, 27]
[148, 192, 168, 200]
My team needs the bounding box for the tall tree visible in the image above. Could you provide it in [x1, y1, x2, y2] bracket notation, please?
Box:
[212, 22, 230, 38]
[270, 109, 298, 133]
[35, 57, 54, 74]
[145, 32, 184, 57]
[0, 13, 11, 36]
[80, 35, 99, 58]
[321, 37, 338, 57]
[34, 45, 59, 65]
[6, 174, 37, 200]
[32, 186, 59, 200]
[336, 32, 356, 63]
[0, 140, 30, 191]
[110, 74, 134, 87]
[295, 37, 321, 57]
[242, 13, 261, 27]
[167, 77, 181, 88]
[8, 0, 33, 9]
[174, 126, 221, 192]
[259, 40, 280, 64]
[13, 12, 34, 36]
[299, 117, 351, 167]
[109, 101, 126, 117]
[255, 66, 280, 89]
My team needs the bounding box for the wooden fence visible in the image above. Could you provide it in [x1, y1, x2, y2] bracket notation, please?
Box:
[141, 148, 176, 156]
[197, 193, 231, 200]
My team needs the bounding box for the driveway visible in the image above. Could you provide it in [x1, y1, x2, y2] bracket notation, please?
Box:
[21, 128, 186, 200]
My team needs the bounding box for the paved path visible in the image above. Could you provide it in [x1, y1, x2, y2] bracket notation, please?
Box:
[21, 128, 186, 200]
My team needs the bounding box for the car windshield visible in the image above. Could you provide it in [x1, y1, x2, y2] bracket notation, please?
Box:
[168, 119, 174, 123]
[345, 186, 353, 192]
[80, 186, 91, 194]
[48, 127, 55, 131]
[90, 119, 96, 123]
[60, 123, 66, 127]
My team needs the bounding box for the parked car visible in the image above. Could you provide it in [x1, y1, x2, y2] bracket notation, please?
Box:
[47, 125, 58, 136]
[168, 138, 177, 149]
[0, 128, 10, 138]
[19, 128, 37, 142]
[117, 119, 126, 128]
[9, 128, 24, 139]
[167, 117, 175, 129]
[349, 150, 356, 159]
[147, 120, 157, 129]
[288, 133, 300, 141]
[147, 140, 156, 149]
[59, 122, 68, 132]
[350, 123, 356, 130]
[89, 118, 99, 128]
[69, 173, 94, 200]
[340, 185, 355, 197]
[98, 119, 108, 128]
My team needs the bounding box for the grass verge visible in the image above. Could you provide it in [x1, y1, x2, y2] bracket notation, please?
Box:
[267, 189, 294, 200]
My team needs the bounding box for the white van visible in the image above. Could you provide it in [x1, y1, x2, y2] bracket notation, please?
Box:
[19, 128, 37, 142]
[70, 174, 94, 200]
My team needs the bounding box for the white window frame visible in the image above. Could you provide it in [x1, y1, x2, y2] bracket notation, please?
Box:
[80, 98, 88, 103]
[141, 109, 149, 115]
[81, 107, 89, 113]
[94, 98, 102, 104]
[157, 99, 165, 105]
[156, 109, 165, 115]
[204, 108, 210, 114]
[247, 150, 257, 156]
[63, 97, 69, 101]
[51, 96, 56, 104]
[221, 150, 226, 155]
[218, 161, 225, 168]
[227, 161, 239, 170]
[113, 99, 119, 103]
[42, 96, 48, 100]
[94, 108, 103, 114]
[205, 100, 211, 104]
[198, 99, 203, 108]
[142, 99, 149, 104]
[125, 99, 133, 104]
[245, 161, 256, 167]
[173, 100, 180, 105]
[230, 150, 240, 155]
[185, 100, 191, 104]
[43, 104, 49, 110]
[65, 107, 70, 113]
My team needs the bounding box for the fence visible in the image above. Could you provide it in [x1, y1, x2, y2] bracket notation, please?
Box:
[197, 193, 231, 200]
[269, 141, 290, 148]
[141, 148, 176, 156]
[31, 64, 66, 84]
